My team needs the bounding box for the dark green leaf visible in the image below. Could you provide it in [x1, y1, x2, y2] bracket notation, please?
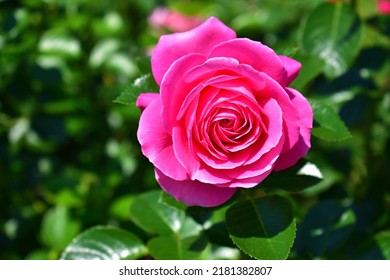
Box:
[60, 226, 146, 260]
[262, 162, 323, 192]
[301, 200, 356, 257]
[205, 222, 235, 248]
[355, 231, 390, 260]
[310, 100, 352, 141]
[114, 74, 159, 105]
[300, 3, 364, 78]
[226, 195, 296, 260]
[136, 56, 153, 75]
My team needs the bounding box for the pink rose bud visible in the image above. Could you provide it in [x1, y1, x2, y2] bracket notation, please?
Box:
[148, 7, 203, 32]
[378, 0, 390, 14]
[137, 17, 313, 207]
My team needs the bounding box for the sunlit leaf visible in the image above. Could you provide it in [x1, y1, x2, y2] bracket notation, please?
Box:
[160, 191, 188, 211]
[114, 74, 159, 105]
[310, 100, 352, 141]
[106, 53, 137, 77]
[300, 3, 364, 78]
[129, 190, 201, 236]
[61, 226, 146, 260]
[89, 39, 121, 68]
[38, 31, 81, 59]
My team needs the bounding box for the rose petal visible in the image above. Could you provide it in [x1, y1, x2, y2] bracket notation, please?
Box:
[136, 93, 159, 111]
[188, 98, 284, 186]
[279, 55, 301, 86]
[195, 95, 263, 169]
[155, 169, 237, 207]
[209, 38, 289, 86]
[238, 98, 284, 166]
[152, 17, 236, 85]
[172, 125, 204, 180]
[137, 98, 188, 180]
[184, 57, 265, 92]
[273, 88, 312, 171]
[255, 73, 300, 154]
[160, 53, 207, 130]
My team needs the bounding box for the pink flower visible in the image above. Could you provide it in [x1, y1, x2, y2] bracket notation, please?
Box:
[137, 17, 312, 207]
[378, 0, 390, 14]
[148, 7, 203, 32]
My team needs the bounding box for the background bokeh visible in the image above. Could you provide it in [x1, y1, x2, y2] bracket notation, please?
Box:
[1, 0, 389, 260]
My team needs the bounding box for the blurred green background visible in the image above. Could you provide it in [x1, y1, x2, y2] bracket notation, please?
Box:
[1, 0, 390, 260]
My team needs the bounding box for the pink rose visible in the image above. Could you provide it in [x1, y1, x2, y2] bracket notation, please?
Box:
[378, 0, 390, 14]
[148, 7, 203, 32]
[137, 17, 312, 207]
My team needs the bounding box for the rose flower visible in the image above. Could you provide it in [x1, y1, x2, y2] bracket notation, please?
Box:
[137, 17, 312, 207]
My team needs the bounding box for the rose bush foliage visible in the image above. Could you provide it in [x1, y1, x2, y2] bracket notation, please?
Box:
[136, 17, 312, 207]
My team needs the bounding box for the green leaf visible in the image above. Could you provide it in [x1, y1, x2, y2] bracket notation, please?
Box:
[114, 74, 159, 105]
[136, 56, 152, 75]
[130, 190, 201, 236]
[356, 231, 390, 260]
[40, 205, 80, 251]
[106, 53, 137, 77]
[109, 194, 135, 221]
[89, 38, 120, 68]
[60, 226, 146, 260]
[148, 234, 207, 260]
[160, 191, 188, 211]
[301, 200, 356, 257]
[202, 205, 235, 247]
[38, 31, 81, 59]
[276, 47, 299, 57]
[130, 191, 207, 259]
[310, 100, 352, 141]
[372, 232, 390, 259]
[290, 53, 325, 90]
[226, 195, 296, 260]
[262, 161, 323, 192]
[300, 3, 364, 78]
[92, 11, 125, 37]
[356, 0, 378, 19]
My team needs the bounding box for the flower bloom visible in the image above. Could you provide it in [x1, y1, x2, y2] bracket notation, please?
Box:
[378, 0, 390, 14]
[148, 7, 203, 32]
[137, 17, 312, 207]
